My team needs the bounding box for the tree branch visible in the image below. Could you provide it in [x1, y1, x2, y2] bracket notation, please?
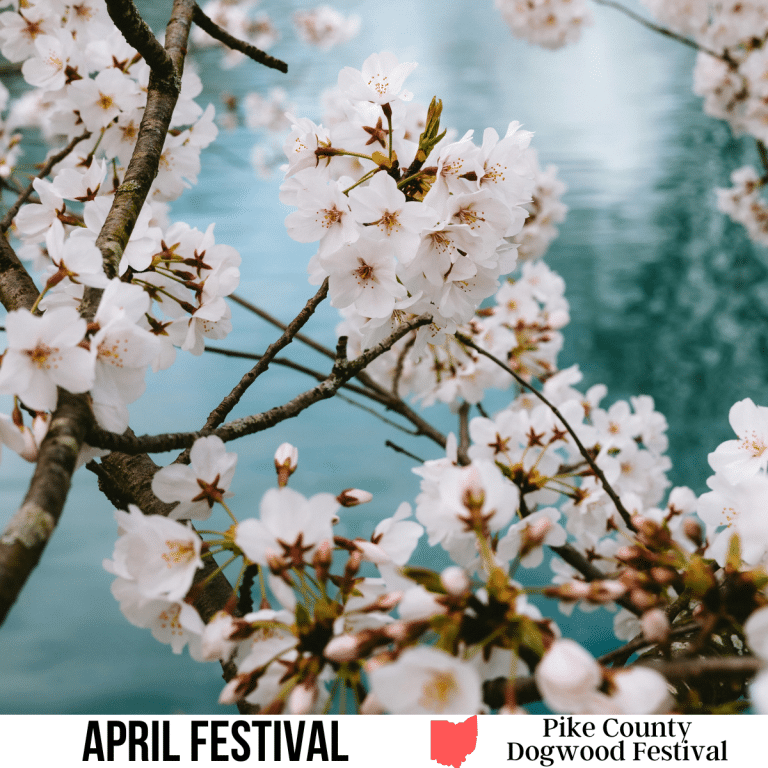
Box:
[192, 4, 288, 73]
[484, 653, 761, 709]
[230, 293, 455, 455]
[84, 0, 195, 299]
[0, 391, 93, 625]
[0, 231, 38, 312]
[203, 279, 328, 430]
[204, 345, 394, 405]
[590, 0, 735, 67]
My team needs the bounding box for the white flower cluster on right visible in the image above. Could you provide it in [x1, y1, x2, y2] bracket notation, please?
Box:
[494, 0, 593, 49]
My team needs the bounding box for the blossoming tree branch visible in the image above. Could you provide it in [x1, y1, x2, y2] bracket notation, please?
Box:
[1, 0, 768, 715]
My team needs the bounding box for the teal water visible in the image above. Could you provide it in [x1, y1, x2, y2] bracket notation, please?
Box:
[1, 0, 766, 713]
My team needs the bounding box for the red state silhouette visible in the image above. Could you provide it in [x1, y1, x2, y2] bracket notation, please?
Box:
[430, 715, 478, 768]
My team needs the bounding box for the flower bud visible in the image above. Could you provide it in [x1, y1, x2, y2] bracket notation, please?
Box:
[274, 443, 298, 487]
[369, 591, 403, 613]
[383, 620, 411, 642]
[650, 566, 677, 585]
[218, 677, 243, 706]
[323, 634, 360, 663]
[344, 549, 363, 580]
[287, 678, 318, 715]
[588, 580, 627, 603]
[630, 588, 657, 611]
[440, 566, 470, 596]
[313, 539, 333, 582]
[520, 518, 552, 559]
[548, 580, 591, 602]
[683, 517, 704, 548]
[641, 608, 670, 644]
[337, 488, 373, 507]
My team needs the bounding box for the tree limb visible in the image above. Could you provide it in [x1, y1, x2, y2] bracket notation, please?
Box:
[0, 231, 38, 312]
[192, 4, 288, 73]
[204, 279, 329, 430]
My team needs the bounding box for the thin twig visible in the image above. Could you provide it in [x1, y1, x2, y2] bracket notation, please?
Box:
[758, 140, 768, 183]
[229, 292, 337, 363]
[456, 332, 634, 531]
[391, 332, 416, 397]
[204, 345, 394, 405]
[458, 401, 471, 459]
[590, 0, 735, 66]
[384, 440, 425, 463]
[228, 293, 456, 455]
[335, 392, 420, 435]
[0, 130, 91, 232]
[203, 279, 329, 430]
[192, 4, 288, 72]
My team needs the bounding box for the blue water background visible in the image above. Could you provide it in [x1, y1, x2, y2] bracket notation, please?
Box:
[1, 0, 766, 713]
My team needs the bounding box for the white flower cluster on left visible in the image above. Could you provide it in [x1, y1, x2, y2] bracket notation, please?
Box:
[0, 0, 242, 460]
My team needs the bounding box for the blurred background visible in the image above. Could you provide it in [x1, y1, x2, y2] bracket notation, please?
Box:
[1, 0, 767, 713]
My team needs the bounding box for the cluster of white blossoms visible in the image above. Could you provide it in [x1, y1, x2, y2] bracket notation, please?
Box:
[641, 1, 768, 145]
[641, 0, 768, 52]
[716, 166, 768, 246]
[281, 51, 545, 347]
[494, 0, 593, 50]
[0, 0, 241, 454]
[292, 5, 361, 50]
[500, 0, 768, 248]
[5, 1, 768, 717]
[338, 258, 569, 408]
[510, 151, 568, 261]
[698, 398, 768, 567]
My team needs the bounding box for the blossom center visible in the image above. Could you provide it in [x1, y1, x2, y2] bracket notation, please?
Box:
[26, 342, 55, 369]
[161, 539, 197, 567]
[418, 671, 458, 711]
[367, 73, 389, 97]
[97, 92, 114, 111]
[320, 206, 343, 229]
[353, 260, 374, 282]
[743, 432, 767, 457]
[374, 210, 400, 234]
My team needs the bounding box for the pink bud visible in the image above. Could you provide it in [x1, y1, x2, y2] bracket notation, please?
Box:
[337, 488, 373, 507]
[287, 679, 318, 715]
[440, 566, 470, 596]
[324, 635, 359, 663]
[641, 608, 669, 643]
[274, 443, 298, 487]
